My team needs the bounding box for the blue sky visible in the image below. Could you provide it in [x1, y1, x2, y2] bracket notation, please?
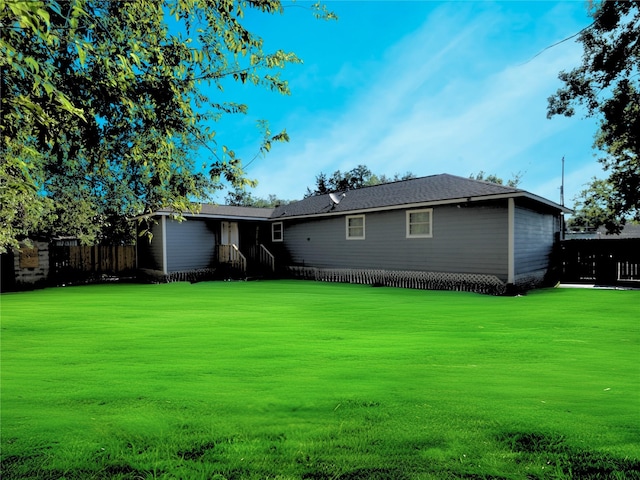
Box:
[207, 1, 602, 208]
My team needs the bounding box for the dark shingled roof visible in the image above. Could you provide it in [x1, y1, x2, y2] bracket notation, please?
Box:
[271, 173, 541, 219]
[149, 174, 568, 221]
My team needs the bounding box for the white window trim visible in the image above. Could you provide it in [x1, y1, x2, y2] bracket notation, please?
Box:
[406, 208, 433, 238]
[272, 222, 283, 242]
[346, 215, 365, 240]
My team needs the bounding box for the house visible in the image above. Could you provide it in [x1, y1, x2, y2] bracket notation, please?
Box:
[137, 174, 570, 293]
[136, 205, 274, 281]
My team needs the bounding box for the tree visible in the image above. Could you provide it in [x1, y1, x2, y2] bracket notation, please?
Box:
[367, 171, 417, 186]
[304, 165, 416, 197]
[225, 186, 290, 208]
[469, 171, 523, 187]
[0, 0, 334, 252]
[565, 178, 619, 232]
[547, 0, 640, 232]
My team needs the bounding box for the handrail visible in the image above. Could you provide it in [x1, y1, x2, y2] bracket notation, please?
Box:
[231, 244, 247, 273]
[259, 244, 275, 272]
[217, 244, 247, 273]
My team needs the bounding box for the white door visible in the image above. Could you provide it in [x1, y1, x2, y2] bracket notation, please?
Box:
[221, 221, 239, 245]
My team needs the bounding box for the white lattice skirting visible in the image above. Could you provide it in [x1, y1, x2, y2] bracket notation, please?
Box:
[286, 267, 507, 295]
[139, 268, 218, 284]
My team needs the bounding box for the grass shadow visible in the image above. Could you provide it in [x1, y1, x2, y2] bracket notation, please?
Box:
[498, 431, 640, 479]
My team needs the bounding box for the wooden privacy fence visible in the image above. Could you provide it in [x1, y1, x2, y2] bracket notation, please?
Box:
[560, 238, 640, 285]
[50, 245, 136, 283]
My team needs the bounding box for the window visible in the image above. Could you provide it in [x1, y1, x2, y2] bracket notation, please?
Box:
[272, 222, 283, 242]
[346, 215, 365, 240]
[406, 209, 432, 238]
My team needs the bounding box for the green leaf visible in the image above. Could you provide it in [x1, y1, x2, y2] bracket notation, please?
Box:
[43, 81, 54, 96]
[130, 52, 141, 67]
[24, 56, 39, 74]
[76, 44, 86, 66]
[35, 8, 50, 27]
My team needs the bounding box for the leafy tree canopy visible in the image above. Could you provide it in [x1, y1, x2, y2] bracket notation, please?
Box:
[304, 165, 416, 197]
[547, 0, 639, 232]
[0, 0, 334, 252]
[565, 178, 619, 232]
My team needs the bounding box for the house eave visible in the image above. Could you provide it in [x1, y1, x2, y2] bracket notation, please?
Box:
[132, 211, 273, 222]
[515, 192, 572, 214]
[174, 212, 273, 221]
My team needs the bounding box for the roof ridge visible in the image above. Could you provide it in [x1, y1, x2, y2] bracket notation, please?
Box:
[271, 172, 567, 219]
[305, 173, 444, 198]
[310, 172, 522, 197]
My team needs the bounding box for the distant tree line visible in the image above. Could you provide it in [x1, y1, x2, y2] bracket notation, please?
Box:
[227, 166, 526, 207]
[304, 165, 417, 197]
[226, 165, 416, 207]
[468, 171, 522, 188]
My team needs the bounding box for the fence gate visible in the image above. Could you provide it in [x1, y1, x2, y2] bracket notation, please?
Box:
[50, 245, 136, 284]
[560, 238, 640, 285]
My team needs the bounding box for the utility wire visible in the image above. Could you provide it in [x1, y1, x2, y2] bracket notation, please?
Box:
[520, 20, 595, 66]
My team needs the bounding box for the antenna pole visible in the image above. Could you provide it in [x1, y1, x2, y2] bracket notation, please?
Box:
[559, 156, 567, 240]
[560, 156, 565, 206]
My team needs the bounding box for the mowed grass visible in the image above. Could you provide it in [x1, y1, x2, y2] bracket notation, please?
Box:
[1, 280, 639, 480]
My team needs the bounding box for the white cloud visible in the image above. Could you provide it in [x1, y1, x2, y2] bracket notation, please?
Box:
[248, 2, 596, 202]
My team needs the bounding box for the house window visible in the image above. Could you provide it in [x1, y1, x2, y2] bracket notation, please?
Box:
[346, 215, 365, 240]
[406, 209, 432, 238]
[272, 222, 283, 242]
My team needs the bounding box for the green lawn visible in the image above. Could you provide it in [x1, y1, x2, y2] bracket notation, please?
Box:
[1, 281, 639, 479]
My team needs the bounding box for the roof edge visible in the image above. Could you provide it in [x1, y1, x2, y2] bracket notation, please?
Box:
[130, 206, 274, 221]
[273, 191, 571, 220]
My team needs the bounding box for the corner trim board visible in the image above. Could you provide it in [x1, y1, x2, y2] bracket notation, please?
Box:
[508, 198, 515, 284]
[161, 215, 168, 275]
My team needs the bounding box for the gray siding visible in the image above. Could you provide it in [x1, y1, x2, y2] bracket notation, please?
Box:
[165, 218, 216, 272]
[137, 218, 164, 271]
[514, 205, 557, 278]
[281, 204, 509, 280]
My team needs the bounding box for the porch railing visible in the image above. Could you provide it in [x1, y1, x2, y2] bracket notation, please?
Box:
[618, 261, 640, 282]
[217, 244, 247, 273]
[259, 244, 275, 272]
